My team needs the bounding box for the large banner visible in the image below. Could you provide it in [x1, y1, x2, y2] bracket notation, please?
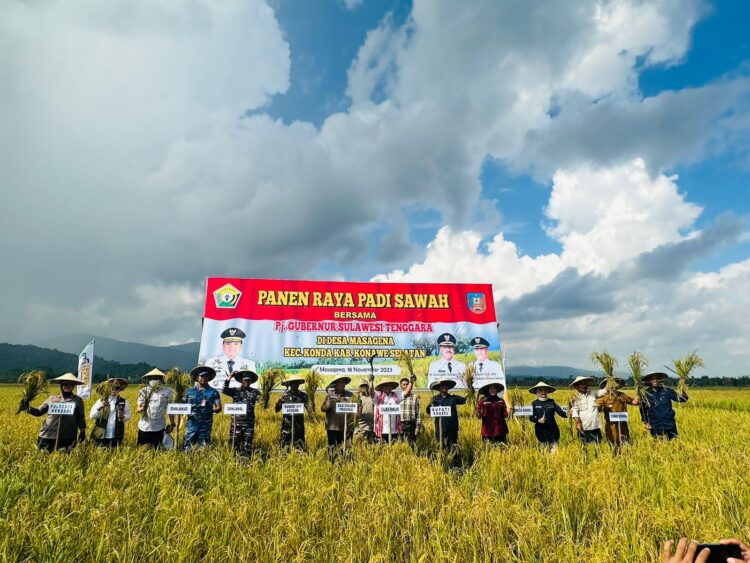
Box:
[198, 278, 504, 391]
[78, 340, 94, 399]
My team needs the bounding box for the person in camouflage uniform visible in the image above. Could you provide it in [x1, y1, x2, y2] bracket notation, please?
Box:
[596, 377, 639, 448]
[222, 370, 261, 456]
[275, 376, 308, 450]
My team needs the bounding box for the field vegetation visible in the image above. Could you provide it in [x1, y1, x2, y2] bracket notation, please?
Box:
[1, 385, 749, 562]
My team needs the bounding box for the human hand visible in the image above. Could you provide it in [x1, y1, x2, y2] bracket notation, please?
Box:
[644, 423, 652, 430]
[538, 417, 545, 424]
[663, 539, 710, 563]
[720, 538, 750, 563]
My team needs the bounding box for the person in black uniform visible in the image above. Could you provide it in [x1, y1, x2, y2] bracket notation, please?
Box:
[426, 378, 467, 449]
[529, 381, 567, 453]
[275, 376, 308, 450]
[222, 370, 261, 456]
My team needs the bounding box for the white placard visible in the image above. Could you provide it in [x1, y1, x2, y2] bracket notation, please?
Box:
[609, 411, 629, 423]
[513, 406, 533, 417]
[224, 403, 247, 415]
[48, 402, 76, 415]
[167, 403, 192, 415]
[430, 406, 451, 417]
[282, 403, 305, 415]
[336, 402, 358, 414]
[378, 404, 401, 415]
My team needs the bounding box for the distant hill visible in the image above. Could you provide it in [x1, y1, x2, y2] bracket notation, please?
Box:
[37, 333, 198, 371]
[0, 343, 156, 382]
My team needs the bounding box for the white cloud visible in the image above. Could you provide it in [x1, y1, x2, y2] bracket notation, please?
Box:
[547, 159, 702, 274]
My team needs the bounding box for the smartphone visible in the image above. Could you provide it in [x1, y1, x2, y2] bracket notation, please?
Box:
[694, 544, 742, 562]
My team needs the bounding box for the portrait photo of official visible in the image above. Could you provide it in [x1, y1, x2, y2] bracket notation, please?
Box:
[427, 332, 466, 382]
[205, 327, 257, 389]
[470, 336, 503, 380]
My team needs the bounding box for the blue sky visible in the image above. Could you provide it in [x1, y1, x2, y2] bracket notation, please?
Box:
[2, 0, 750, 374]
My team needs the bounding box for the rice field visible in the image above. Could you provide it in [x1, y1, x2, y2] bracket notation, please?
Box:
[1, 385, 749, 562]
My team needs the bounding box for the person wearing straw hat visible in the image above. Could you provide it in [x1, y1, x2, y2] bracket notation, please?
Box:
[183, 366, 221, 450]
[370, 378, 402, 443]
[529, 381, 567, 452]
[221, 370, 261, 456]
[205, 327, 256, 391]
[569, 375, 605, 445]
[399, 375, 421, 446]
[136, 368, 175, 449]
[89, 378, 132, 448]
[321, 376, 354, 452]
[475, 382, 509, 444]
[354, 379, 375, 444]
[428, 333, 466, 387]
[426, 378, 468, 450]
[639, 372, 688, 440]
[275, 375, 308, 450]
[595, 377, 639, 447]
[25, 373, 87, 452]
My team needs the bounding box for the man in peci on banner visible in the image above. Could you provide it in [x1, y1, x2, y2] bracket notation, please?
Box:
[428, 333, 466, 386]
[205, 327, 256, 391]
[470, 337, 503, 385]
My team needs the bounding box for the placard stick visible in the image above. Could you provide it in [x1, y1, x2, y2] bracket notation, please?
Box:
[231, 414, 236, 451]
[343, 411, 348, 453]
[438, 417, 443, 452]
[54, 413, 62, 452]
[291, 413, 295, 450]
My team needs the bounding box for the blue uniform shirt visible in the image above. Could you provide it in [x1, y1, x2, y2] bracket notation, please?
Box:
[639, 386, 687, 430]
[184, 386, 221, 424]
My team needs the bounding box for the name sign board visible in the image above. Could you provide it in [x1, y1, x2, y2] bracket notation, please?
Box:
[513, 406, 533, 417]
[48, 402, 76, 415]
[609, 412, 629, 423]
[430, 406, 451, 417]
[336, 402, 358, 414]
[167, 403, 192, 415]
[224, 403, 247, 415]
[378, 404, 401, 415]
[282, 403, 305, 415]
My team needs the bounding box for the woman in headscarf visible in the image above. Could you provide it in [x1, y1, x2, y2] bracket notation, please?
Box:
[475, 382, 509, 444]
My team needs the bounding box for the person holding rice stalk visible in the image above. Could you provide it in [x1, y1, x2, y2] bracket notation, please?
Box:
[183, 366, 221, 450]
[136, 368, 175, 449]
[529, 381, 567, 452]
[639, 372, 688, 440]
[24, 373, 87, 452]
[569, 376, 605, 445]
[596, 377, 639, 447]
[370, 377, 403, 443]
[89, 378, 132, 448]
[475, 382, 509, 444]
[354, 379, 375, 443]
[399, 376, 421, 445]
[321, 376, 354, 453]
[221, 370, 261, 456]
[275, 375, 308, 450]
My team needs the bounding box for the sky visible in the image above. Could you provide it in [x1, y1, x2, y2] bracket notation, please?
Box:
[1, 0, 749, 376]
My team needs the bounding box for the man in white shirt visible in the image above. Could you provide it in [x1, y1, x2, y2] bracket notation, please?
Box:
[428, 333, 466, 387]
[569, 376, 606, 445]
[470, 337, 503, 386]
[136, 369, 175, 449]
[205, 327, 256, 390]
[89, 378, 132, 448]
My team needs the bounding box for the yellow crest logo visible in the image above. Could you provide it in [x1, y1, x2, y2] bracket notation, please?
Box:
[214, 283, 242, 309]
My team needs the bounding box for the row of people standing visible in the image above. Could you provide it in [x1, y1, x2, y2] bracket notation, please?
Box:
[22, 368, 686, 453]
[527, 371, 689, 453]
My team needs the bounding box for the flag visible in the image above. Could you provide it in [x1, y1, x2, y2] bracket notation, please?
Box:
[78, 340, 95, 399]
